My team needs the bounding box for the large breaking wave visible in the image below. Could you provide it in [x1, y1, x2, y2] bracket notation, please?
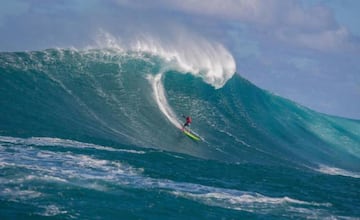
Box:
[1, 36, 360, 218]
[0, 44, 359, 173]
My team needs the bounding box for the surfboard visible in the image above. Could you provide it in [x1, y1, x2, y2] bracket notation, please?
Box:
[182, 129, 201, 141]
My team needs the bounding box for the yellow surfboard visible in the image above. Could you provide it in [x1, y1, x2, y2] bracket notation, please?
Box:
[182, 129, 201, 141]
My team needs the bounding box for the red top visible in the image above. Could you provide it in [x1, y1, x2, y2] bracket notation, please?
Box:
[186, 117, 192, 123]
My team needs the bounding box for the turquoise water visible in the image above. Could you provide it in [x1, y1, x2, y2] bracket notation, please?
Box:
[0, 49, 359, 219]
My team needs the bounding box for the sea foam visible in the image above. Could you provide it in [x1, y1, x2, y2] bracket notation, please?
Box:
[94, 30, 236, 89]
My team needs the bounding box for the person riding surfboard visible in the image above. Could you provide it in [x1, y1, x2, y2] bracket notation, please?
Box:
[181, 115, 201, 141]
[182, 115, 192, 131]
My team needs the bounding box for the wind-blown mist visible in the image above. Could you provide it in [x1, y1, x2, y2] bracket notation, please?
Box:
[93, 31, 236, 88]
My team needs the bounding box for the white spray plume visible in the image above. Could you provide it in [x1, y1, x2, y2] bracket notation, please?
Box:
[94, 30, 236, 89]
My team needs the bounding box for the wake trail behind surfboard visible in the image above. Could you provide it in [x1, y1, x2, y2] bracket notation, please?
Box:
[148, 73, 183, 129]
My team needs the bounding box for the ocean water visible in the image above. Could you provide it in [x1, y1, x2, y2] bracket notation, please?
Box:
[0, 47, 359, 219]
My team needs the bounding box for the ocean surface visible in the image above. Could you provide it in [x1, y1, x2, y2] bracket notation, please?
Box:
[0, 46, 359, 219]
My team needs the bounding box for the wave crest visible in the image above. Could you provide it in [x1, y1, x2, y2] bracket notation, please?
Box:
[94, 31, 236, 88]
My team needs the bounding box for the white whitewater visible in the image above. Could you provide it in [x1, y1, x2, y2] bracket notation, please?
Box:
[94, 30, 236, 89]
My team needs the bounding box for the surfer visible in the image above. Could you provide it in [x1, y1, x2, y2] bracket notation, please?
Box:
[182, 115, 192, 130]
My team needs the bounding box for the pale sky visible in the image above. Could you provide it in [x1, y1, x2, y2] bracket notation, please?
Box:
[1, 0, 359, 119]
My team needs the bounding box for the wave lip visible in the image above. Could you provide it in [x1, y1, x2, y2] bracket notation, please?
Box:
[95, 31, 236, 89]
